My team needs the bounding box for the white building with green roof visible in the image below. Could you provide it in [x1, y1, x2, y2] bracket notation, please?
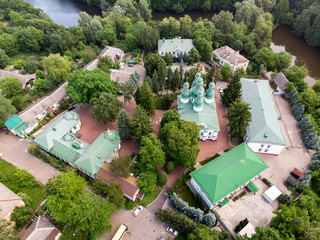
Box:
[241, 78, 286, 156]
[190, 143, 269, 209]
[34, 112, 121, 177]
[158, 38, 195, 59]
[177, 72, 220, 141]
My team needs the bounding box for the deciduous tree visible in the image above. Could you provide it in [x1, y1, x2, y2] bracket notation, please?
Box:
[0, 96, 16, 127]
[139, 0, 152, 22]
[110, 156, 131, 178]
[140, 133, 165, 171]
[0, 76, 22, 98]
[161, 120, 200, 168]
[0, 219, 19, 240]
[137, 171, 158, 193]
[43, 54, 71, 85]
[66, 69, 116, 104]
[0, 49, 10, 69]
[91, 92, 125, 124]
[161, 109, 181, 128]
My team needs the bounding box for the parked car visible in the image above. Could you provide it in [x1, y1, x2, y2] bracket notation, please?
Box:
[133, 205, 143, 216]
[219, 87, 224, 93]
[166, 227, 178, 236]
[68, 105, 76, 111]
[158, 237, 166, 240]
[128, 64, 134, 67]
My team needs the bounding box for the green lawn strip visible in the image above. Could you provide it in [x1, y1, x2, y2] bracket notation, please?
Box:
[176, 182, 200, 209]
[0, 158, 45, 211]
[140, 185, 164, 206]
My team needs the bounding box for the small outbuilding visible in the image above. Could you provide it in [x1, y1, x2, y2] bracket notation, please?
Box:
[291, 168, 304, 179]
[4, 115, 29, 138]
[272, 72, 289, 94]
[262, 185, 282, 203]
[237, 222, 256, 238]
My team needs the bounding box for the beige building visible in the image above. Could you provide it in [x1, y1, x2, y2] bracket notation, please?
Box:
[212, 46, 249, 74]
[19, 216, 61, 240]
[19, 83, 67, 133]
[0, 183, 25, 221]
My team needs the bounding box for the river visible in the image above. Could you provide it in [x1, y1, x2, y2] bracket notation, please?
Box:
[24, 0, 101, 27]
[271, 25, 320, 86]
[23, 0, 320, 85]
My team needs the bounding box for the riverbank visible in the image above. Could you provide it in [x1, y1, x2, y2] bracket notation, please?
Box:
[271, 25, 320, 87]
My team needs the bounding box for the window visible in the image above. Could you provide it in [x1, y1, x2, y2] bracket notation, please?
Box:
[260, 144, 264, 147]
[267, 145, 271, 148]
[201, 132, 203, 135]
[264, 149, 269, 152]
[258, 148, 262, 152]
[209, 132, 211, 135]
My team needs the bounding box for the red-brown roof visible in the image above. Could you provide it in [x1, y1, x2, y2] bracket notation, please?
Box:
[292, 168, 303, 178]
[96, 168, 142, 200]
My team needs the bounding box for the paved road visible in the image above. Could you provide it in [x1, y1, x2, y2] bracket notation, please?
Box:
[0, 131, 58, 185]
[99, 186, 172, 240]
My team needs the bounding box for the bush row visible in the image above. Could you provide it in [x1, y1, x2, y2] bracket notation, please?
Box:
[27, 143, 66, 171]
[169, 193, 216, 227]
[169, 173, 187, 195]
[199, 153, 220, 166]
[289, 89, 319, 149]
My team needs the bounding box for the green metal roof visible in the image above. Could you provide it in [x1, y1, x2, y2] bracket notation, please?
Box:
[34, 112, 121, 176]
[50, 134, 89, 164]
[4, 115, 29, 133]
[158, 38, 195, 53]
[219, 198, 230, 207]
[34, 112, 80, 151]
[190, 143, 268, 205]
[75, 130, 120, 176]
[178, 95, 219, 131]
[241, 78, 286, 146]
[247, 182, 259, 193]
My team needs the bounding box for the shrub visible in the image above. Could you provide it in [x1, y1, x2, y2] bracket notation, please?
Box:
[262, 178, 272, 187]
[17, 193, 32, 207]
[14, 59, 25, 69]
[126, 200, 134, 210]
[155, 209, 197, 234]
[27, 144, 66, 171]
[286, 175, 298, 187]
[11, 206, 33, 227]
[110, 156, 131, 178]
[200, 153, 220, 166]
[169, 193, 216, 226]
[234, 218, 249, 233]
[14, 169, 38, 188]
[310, 160, 320, 171]
[166, 161, 175, 174]
[170, 173, 187, 195]
[158, 171, 168, 186]
[24, 58, 38, 74]
[202, 213, 217, 227]
[300, 171, 312, 187]
[279, 194, 293, 205]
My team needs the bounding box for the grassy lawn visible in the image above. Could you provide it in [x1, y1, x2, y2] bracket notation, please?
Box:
[0, 158, 45, 211]
[140, 185, 164, 206]
[10, 51, 48, 63]
[176, 182, 200, 208]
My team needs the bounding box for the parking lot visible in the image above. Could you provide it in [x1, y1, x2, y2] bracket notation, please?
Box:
[100, 188, 173, 240]
[216, 178, 278, 234]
